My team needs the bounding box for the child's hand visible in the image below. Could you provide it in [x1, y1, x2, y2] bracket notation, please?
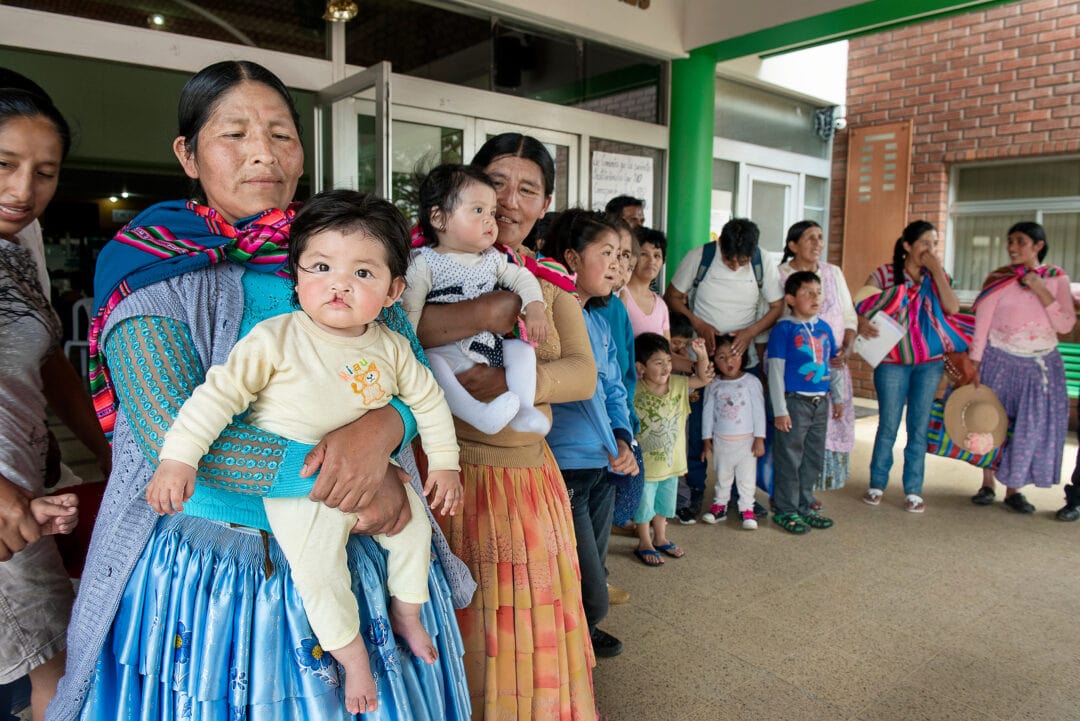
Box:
[752, 437, 765, 458]
[689, 337, 707, 358]
[701, 438, 713, 463]
[31, 493, 79, 536]
[608, 440, 639, 476]
[524, 301, 548, 344]
[832, 403, 844, 420]
[146, 459, 196, 515]
[774, 415, 792, 433]
[423, 470, 463, 516]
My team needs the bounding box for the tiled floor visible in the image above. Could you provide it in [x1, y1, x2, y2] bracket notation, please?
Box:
[594, 404, 1080, 721]
[41, 406, 1080, 721]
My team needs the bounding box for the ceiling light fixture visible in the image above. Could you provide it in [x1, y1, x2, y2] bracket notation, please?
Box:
[108, 196, 119, 203]
[147, 13, 166, 28]
[323, 0, 358, 22]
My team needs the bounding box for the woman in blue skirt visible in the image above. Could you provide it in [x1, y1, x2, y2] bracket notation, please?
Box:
[46, 61, 473, 721]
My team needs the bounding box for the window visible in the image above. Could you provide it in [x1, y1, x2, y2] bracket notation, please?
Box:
[803, 176, 828, 228]
[950, 158, 1080, 300]
[710, 159, 737, 239]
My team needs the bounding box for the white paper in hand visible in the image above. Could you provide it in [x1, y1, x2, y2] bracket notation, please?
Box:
[854, 312, 905, 367]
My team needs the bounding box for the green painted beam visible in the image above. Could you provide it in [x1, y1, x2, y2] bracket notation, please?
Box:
[693, 0, 1017, 61]
[665, 0, 1017, 283]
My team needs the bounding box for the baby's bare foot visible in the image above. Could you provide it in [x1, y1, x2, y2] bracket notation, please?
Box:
[390, 599, 438, 664]
[328, 635, 378, 714]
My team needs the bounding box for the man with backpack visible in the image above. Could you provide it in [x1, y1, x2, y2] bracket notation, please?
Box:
[664, 218, 784, 522]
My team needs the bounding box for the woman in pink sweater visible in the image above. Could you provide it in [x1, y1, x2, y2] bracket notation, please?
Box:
[970, 222, 1076, 513]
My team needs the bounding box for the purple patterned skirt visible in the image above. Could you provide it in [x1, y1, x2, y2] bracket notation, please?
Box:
[980, 345, 1068, 489]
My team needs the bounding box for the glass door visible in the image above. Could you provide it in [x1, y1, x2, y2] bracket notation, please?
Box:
[740, 165, 800, 254]
[313, 61, 391, 196]
[352, 104, 467, 222]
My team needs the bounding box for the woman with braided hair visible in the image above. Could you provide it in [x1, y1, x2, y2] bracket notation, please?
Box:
[48, 61, 471, 721]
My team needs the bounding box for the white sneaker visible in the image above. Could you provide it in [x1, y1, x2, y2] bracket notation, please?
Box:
[701, 504, 726, 524]
[741, 509, 758, 530]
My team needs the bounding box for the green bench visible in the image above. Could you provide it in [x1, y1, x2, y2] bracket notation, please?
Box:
[1061, 342, 1080, 399]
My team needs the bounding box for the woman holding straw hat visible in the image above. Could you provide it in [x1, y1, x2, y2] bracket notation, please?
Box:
[969, 221, 1075, 513]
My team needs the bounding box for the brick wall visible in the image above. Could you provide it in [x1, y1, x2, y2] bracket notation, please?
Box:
[831, 0, 1080, 398]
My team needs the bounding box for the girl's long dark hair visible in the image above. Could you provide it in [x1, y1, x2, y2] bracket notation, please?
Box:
[893, 220, 935, 282]
[545, 208, 617, 309]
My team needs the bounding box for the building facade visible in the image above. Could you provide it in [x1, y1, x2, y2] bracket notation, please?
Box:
[831, 0, 1080, 399]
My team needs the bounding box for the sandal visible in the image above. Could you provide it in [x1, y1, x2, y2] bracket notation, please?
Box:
[772, 512, 810, 534]
[633, 548, 664, 566]
[905, 494, 926, 513]
[863, 489, 883, 506]
[653, 542, 685, 559]
[802, 511, 834, 529]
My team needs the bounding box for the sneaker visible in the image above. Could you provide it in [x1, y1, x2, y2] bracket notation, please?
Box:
[741, 509, 757, 530]
[971, 486, 995, 506]
[688, 490, 704, 517]
[752, 500, 769, 519]
[904, 494, 926, 513]
[1056, 505, 1079, 522]
[701, 504, 726, 524]
[675, 507, 697, 525]
[591, 628, 623, 658]
[1003, 492, 1035, 514]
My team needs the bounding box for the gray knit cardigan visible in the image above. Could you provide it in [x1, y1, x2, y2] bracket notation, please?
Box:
[46, 264, 475, 721]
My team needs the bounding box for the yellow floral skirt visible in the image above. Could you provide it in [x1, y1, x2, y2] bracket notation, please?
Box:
[440, 443, 596, 721]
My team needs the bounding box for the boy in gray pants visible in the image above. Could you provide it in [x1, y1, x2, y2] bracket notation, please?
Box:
[766, 271, 844, 534]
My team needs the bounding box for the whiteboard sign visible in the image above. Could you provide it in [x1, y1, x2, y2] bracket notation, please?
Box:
[591, 151, 653, 219]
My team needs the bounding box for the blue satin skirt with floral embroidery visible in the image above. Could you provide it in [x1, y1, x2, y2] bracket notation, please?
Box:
[78, 514, 471, 721]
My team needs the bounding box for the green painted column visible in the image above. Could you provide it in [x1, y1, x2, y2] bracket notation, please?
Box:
[666, 49, 716, 282]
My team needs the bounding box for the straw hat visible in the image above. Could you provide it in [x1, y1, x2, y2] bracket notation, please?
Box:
[943, 385, 1008, 454]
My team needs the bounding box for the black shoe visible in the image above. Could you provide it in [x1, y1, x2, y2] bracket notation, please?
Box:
[971, 486, 995, 506]
[753, 501, 769, 519]
[675, 507, 697, 525]
[591, 628, 623, 658]
[1003, 492, 1035, 514]
[688, 490, 704, 516]
[1056, 505, 1079, 522]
